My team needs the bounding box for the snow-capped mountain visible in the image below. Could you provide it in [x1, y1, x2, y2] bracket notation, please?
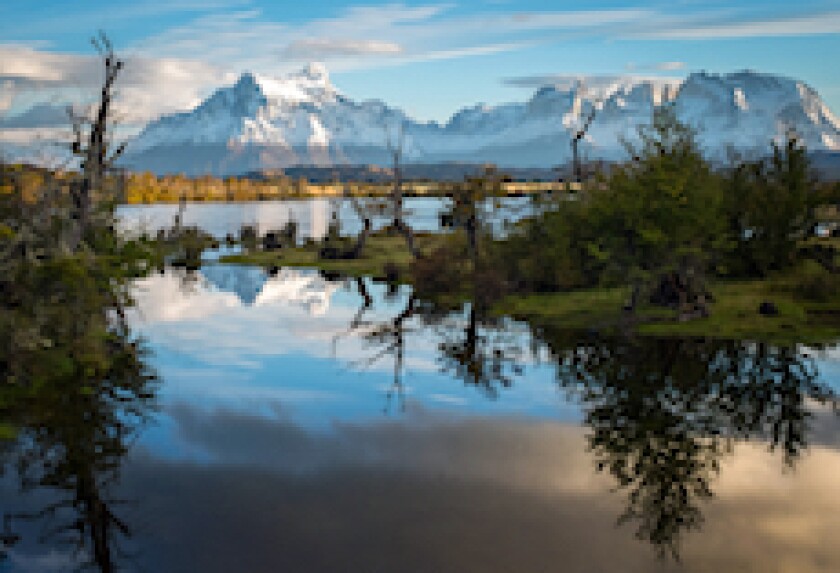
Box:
[200, 263, 268, 305]
[123, 65, 840, 175]
[199, 263, 337, 313]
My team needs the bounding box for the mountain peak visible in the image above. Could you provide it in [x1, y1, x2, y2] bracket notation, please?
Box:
[235, 71, 259, 86]
[232, 72, 262, 95]
[296, 62, 329, 84]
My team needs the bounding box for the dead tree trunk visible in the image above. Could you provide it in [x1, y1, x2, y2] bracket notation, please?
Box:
[345, 186, 373, 259]
[174, 190, 187, 234]
[68, 33, 125, 252]
[385, 123, 420, 258]
[571, 105, 597, 185]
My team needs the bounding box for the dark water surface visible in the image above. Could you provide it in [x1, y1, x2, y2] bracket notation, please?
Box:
[2, 264, 839, 572]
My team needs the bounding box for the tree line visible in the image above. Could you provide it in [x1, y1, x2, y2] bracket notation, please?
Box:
[407, 106, 840, 322]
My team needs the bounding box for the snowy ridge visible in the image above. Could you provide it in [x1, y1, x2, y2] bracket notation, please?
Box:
[124, 66, 840, 174]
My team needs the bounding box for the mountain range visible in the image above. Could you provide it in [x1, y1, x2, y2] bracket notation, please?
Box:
[113, 64, 840, 176]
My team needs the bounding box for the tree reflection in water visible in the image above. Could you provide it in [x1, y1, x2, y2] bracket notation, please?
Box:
[333, 275, 527, 408]
[418, 301, 526, 399]
[330, 275, 416, 413]
[0, 299, 157, 572]
[538, 327, 839, 559]
[331, 272, 840, 559]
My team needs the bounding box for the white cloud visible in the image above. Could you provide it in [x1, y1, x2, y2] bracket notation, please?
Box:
[0, 79, 16, 112]
[0, 44, 81, 82]
[503, 73, 682, 96]
[3, 3, 837, 141]
[131, 4, 655, 74]
[378, 41, 535, 69]
[656, 61, 686, 71]
[282, 39, 403, 60]
[631, 10, 840, 40]
[0, 45, 231, 126]
[0, 127, 70, 145]
[0, 2, 630, 127]
[624, 61, 687, 73]
[0, 0, 254, 39]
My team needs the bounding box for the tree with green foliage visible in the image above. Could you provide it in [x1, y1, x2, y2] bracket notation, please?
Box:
[583, 105, 729, 314]
[496, 195, 595, 293]
[724, 133, 816, 277]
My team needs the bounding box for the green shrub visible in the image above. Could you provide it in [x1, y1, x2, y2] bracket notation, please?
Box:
[787, 259, 840, 302]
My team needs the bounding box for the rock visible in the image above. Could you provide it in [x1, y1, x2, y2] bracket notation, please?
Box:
[383, 262, 400, 284]
[759, 301, 779, 316]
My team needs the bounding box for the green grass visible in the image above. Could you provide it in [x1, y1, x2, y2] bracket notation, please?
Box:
[637, 281, 816, 343]
[221, 231, 840, 344]
[0, 422, 17, 441]
[494, 286, 630, 329]
[495, 278, 840, 345]
[220, 232, 447, 280]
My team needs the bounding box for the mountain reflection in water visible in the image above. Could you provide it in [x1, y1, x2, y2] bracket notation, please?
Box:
[2, 266, 839, 572]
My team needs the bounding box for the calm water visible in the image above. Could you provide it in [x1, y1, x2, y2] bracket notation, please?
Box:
[3, 217, 840, 571]
[116, 197, 534, 239]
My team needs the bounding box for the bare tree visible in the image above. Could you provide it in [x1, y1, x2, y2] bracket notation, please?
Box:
[383, 121, 420, 258]
[569, 80, 600, 185]
[335, 121, 422, 260]
[68, 32, 125, 251]
[343, 187, 374, 259]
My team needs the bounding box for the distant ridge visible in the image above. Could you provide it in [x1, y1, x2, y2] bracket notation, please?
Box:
[248, 163, 563, 183]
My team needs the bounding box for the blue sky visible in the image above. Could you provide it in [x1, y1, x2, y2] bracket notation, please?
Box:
[1, 0, 839, 125]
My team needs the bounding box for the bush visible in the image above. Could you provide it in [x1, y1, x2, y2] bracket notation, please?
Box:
[723, 135, 816, 277]
[787, 259, 840, 302]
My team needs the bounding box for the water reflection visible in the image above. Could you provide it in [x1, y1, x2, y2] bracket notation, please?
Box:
[329, 277, 531, 410]
[323, 270, 840, 560]
[109, 404, 840, 572]
[423, 303, 527, 399]
[3, 260, 840, 571]
[538, 327, 839, 558]
[0, 306, 157, 571]
[116, 198, 448, 240]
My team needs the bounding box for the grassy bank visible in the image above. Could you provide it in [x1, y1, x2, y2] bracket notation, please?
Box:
[497, 279, 840, 345]
[219, 232, 448, 279]
[220, 228, 840, 344]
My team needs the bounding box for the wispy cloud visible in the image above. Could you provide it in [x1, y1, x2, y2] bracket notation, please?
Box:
[623, 61, 687, 73]
[0, 0, 254, 40]
[0, 80, 15, 113]
[282, 39, 403, 61]
[631, 10, 840, 40]
[0, 44, 231, 125]
[502, 74, 681, 92]
[656, 61, 686, 71]
[132, 4, 656, 74]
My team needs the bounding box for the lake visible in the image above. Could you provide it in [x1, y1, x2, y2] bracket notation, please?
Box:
[2, 205, 840, 572]
[116, 197, 537, 239]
